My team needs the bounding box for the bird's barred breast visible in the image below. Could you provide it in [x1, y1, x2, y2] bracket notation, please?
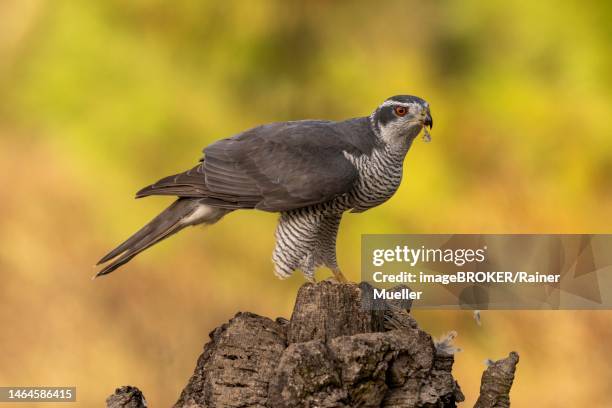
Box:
[343, 146, 406, 212]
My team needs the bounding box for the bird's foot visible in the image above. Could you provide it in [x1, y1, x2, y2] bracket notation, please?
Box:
[304, 275, 316, 283]
[331, 268, 348, 283]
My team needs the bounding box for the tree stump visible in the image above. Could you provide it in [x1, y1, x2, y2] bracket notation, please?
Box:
[106, 281, 519, 407]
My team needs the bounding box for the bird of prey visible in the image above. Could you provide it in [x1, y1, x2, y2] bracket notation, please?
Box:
[96, 95, 433, 282]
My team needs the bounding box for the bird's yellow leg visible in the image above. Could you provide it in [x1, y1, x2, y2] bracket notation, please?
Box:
[332, 267, 348, 283]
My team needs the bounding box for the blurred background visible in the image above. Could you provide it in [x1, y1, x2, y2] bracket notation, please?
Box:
[0, 0, 611, 406]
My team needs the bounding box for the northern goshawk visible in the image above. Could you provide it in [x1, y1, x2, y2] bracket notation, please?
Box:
[97, 95, 433, 281]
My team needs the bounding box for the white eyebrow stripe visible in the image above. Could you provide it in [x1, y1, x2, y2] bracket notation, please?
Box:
[379, 100, 418, 108]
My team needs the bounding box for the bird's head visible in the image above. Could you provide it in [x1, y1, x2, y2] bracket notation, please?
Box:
[370, 95, 433, 146]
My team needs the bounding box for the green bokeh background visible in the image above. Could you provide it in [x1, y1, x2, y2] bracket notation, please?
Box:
[1, 1, 611, 406]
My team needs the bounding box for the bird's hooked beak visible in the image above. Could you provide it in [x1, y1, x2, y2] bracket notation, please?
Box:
[420, 108, 433, 143]
[422, 109, 433, 129]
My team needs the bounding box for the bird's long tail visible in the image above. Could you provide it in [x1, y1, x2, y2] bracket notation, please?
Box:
[95, 198, 229, 277]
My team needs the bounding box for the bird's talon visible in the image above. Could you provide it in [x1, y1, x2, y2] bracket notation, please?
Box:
[332, 269, 348, 283]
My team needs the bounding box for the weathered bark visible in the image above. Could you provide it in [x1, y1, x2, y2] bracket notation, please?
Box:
[106, 386, 147, 408]
[106, 281, 518, 407]
[288, 281, 386, 344]
[174, 312, 287, 408]
[473, 352, 520, 408]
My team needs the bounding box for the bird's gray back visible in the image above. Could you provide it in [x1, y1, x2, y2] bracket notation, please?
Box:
[213, 117, 379, 159]
[200, 117, 380, 211]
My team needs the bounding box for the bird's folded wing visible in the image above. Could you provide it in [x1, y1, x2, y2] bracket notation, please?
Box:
[137, 119, 376, 212]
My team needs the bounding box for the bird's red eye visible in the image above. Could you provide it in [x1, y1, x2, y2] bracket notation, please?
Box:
[394, 106, 407, 116]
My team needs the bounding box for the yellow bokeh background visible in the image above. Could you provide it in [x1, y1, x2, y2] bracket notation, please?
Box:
[1, 1, 611, 406]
